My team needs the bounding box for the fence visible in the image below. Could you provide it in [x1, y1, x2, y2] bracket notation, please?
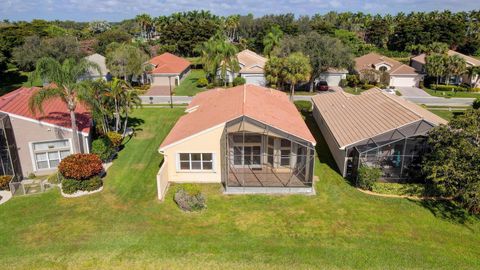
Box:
[156, 161, 170, 201]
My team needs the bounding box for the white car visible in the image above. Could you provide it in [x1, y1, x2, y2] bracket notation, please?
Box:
[382, 88, 396, 95]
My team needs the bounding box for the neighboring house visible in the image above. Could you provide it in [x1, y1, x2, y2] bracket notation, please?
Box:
[411, 50, 480, 86]
[83, 53, 111, 81]
[312, 88, 446, 181]
[0, 86, 91, 180]
[157, 84, 316, 198]
[355, 52, 422, 87]
[217, 49, 267, 86]
[317, 68, 348, 86]
[147, 53, 191, 86]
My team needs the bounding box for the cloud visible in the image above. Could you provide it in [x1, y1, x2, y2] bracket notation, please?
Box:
[0, 0, 478, 21]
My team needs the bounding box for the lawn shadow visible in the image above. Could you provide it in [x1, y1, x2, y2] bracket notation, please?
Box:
[302, 111, 341, 174]
[412, 198, 479, 228]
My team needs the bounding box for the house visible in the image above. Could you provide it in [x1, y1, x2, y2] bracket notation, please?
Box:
[411, 50, 480, 86]
[147, 53, 191, 86]
[156, 84, 316, 198]
[355, 52, 422, 87]
[0, 86, 91, 181]
[217, 49, 267, 86]
[312, 88, 446, 181]
[83, 53, 111, 81]
[317, 68, 348, 87]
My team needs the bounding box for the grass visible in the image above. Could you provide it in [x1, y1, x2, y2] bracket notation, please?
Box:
[0, 67, 43, 95]
[424, 88, 480, 98]
[1, 108, 480, 269]
[343, 86, 366, 95]
[174, 69, 206, 96]
[427, 107, 467, 121]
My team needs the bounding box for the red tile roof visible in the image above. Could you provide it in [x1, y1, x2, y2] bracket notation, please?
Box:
[149, 53, 191, 74]
[160, 84, 316, 150]
[0, 87, 91, 134]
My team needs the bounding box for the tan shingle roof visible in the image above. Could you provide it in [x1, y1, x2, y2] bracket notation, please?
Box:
[411, 50, 480, 66]
[355, 52, 418, 75]
[237, 50, 267, 74]
[159, 84, 315, 150]
[312, 88, 447, 149]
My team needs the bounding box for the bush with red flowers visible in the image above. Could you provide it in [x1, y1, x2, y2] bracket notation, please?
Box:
[58, 153, 103, 180]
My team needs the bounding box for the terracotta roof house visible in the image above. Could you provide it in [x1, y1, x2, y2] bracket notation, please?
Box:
[83, 53, 110, 81]
[217, 50, 267, 86]
[156, 84, 316, 199]
[0, 86, 92, 183]
[312, 88, 446, 181]
[411, 50, 480, 86]
[147, 52, 191, 88]
[355, 52, 422, 87]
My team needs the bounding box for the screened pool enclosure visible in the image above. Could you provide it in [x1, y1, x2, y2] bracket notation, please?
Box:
[346, 120, 435, 182]
[222, 116, 315, 193]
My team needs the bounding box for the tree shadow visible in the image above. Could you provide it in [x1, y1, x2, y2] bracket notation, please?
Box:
[412, 198, 479, 228]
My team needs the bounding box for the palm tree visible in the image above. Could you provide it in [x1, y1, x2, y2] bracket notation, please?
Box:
[105, 78, 129, 132]
[446, 55, 467, 85]
[263, 25, 283, 57]
[121, 90, 142, 136]
[29, 57, 100, 153]
[425, 53, 447, 87]
[217, 41, 239, 87]
[282, 52, 312, 101]
[467, 66, 480, 88]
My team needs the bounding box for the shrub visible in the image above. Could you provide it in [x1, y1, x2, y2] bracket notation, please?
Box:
[233, 76, 246, 86]
[346, 75, 360, 87]
[58, 154, 103, 180]
[362, 84, 375, 90]
[27, 173, 36, 179]
[473, 98, 480, 110]
[92, 137, 115, 161]
[106, 131, 123, 147]
[62, 176, 103, 194]
[357, 165, 381, 191]
[197, 77, 208, 87]
[430, 84, 467, 92]
[339, 78, 348, 87]
[206, 83, 215, 89]
[173, 185, 206, 212]
[294, 100, 312, 112]
[0, 175, 12, 190]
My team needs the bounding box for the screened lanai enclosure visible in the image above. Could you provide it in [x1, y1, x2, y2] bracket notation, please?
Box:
[223, 117, 315, 194]
[346, 120, 435, 182]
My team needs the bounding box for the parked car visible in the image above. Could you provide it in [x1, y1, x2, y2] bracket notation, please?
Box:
[382, 87, 396, 95]
[317, 81, 329, 91]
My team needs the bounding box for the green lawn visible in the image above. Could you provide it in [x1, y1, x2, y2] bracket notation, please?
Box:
[1, 108, 479, 269]
[424, 88, 480, 98]
[428, 108, 466, 121]
[174, 69, 206, 96]
[343, 86, 366, 95]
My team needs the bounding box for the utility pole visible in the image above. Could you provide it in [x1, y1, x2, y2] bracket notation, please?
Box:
[168, 75, 173, 108]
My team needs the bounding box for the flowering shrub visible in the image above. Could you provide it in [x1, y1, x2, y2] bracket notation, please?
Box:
[58, 153, 103, 180]
[107, 131, 123, 147]
[0, 175, 12, 190]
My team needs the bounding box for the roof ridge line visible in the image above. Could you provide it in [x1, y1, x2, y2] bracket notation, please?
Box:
[382, 92, 424, 119]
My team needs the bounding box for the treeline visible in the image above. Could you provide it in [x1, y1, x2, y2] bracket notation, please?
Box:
[1, 10, 479, 74]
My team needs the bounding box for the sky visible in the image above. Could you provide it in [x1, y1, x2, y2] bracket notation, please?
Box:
[0, 0, 479, 22]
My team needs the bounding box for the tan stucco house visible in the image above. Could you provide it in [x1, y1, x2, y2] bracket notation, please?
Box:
[217, 49, 267, 86]
[312, 88, 446, 182]
[147, 53, 191, 87]
[0, 86, 91, 181]
[156, 84, 316, 199]
[411, 50, 480, 86]
[355, 52, 422, 87]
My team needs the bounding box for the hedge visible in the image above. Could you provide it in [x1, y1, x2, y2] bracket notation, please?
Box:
[233, 77, 246, 86]
[430, 84, 467, 92]
[58, 154, 103, 180]
[62, 176, 103, 194]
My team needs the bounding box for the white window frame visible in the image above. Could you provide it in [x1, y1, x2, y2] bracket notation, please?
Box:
[176, 153, 215, 172]
[29, 138, 73, 171]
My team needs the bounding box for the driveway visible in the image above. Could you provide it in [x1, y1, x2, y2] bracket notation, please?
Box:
[145, 85, 172, 96]
[396, 87, 431, 97]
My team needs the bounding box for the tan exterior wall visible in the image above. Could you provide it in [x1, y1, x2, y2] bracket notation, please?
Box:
[162, 124, 224, 183]
[410, 60, 425, 73]
[312, 105, 347, 176]
[151, 68, 190, 86]
[9, 115, 89, 177]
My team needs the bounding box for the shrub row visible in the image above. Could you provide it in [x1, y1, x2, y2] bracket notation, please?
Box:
[430, 84, 467, 92]
[58, 154, 103, 180]
[62, 176, 103, 194]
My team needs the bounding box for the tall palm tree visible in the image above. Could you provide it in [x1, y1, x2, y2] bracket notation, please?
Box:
[263, 25, 283, 57]
[282, 52, 312, 101]
[446, 55, 467, 85]
[121, 90, 142, 136]
[217, 41, 239, 86]
[29, 57, 100, 153]
[467, 66, 480, 88]
[425, 53, 447, 87]
[105, 78, 129, 132]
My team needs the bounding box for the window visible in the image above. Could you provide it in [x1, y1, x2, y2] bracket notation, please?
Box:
[178, 153, 214, 171]
[32, 139, 71, 170]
